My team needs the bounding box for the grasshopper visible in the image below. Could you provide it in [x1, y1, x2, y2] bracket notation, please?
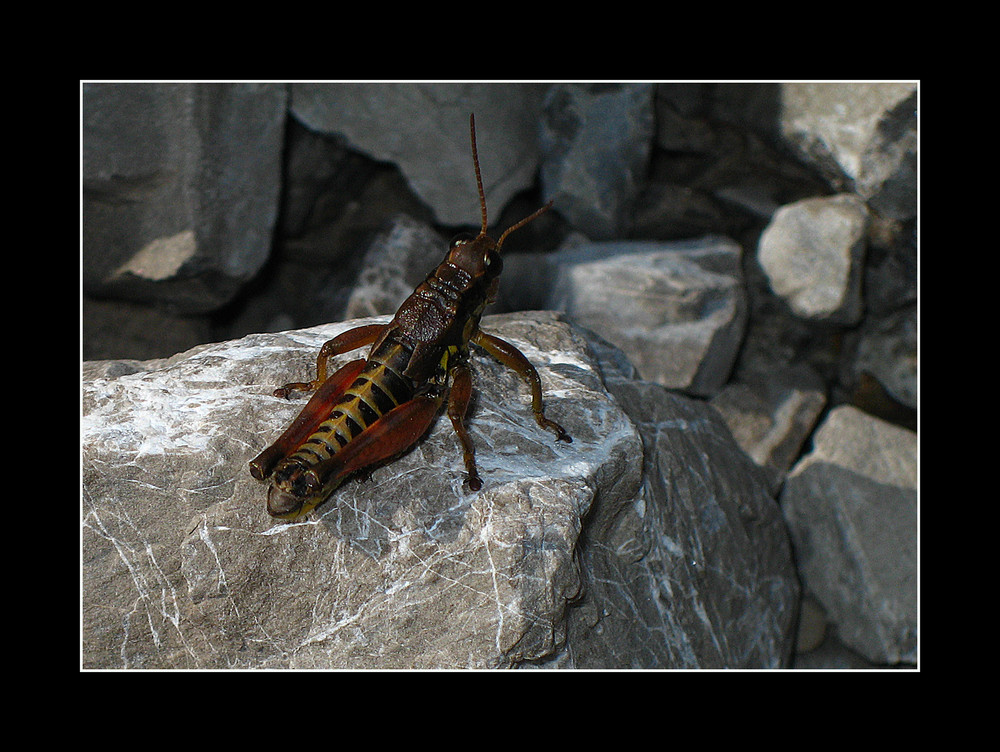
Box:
[249, 114, 571, 520]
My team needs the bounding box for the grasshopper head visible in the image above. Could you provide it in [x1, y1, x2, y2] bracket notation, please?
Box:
[445, 231, 502, 281]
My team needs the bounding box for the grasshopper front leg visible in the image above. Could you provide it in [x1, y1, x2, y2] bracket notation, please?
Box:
[447, 364, 482, 491]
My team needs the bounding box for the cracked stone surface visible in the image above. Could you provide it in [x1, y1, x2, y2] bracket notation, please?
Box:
[82, 312, 797, 668]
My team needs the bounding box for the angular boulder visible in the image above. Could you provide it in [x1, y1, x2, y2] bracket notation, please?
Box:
[82, 312, 797, 668]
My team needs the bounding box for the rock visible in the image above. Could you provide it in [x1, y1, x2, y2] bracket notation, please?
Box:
[792, 637, 876, 669]
[276, 118, 436, 256]
[779, 82, 917, 221]
[544, 235, 747, 396]
[794, 595, 829, 654]
[538, 83, 655, 240]
[82, 312, 798, 668]
[781, 405, 917, 664]
[844, 304, 918, 410]
[83, 297, 213, 362]
[289, 83, 546, 226]
[342, 215, 447, 320]
[758, 194, 869, 324]
[82, 82, 287, 313]
[563, 364, 800, 668]
[709, 369, 827, 495]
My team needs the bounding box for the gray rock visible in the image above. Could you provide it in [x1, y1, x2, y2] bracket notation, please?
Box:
[83, 297, 213, 362]
[82, 312, 797, 668]
[779, 82, 917, 221]
[82, 82, 287, 313]
[342, 215, 447, 320]
[562, 367, 800, 668]
[539, 83, 655, 239]
[290, 82, 546, 226]
[781, 405, 917, 664]
[845, 304, 918, 409]
[758, 194, 869, 324]
[709, 370, 827, 495]
[545, 236, 747, 396]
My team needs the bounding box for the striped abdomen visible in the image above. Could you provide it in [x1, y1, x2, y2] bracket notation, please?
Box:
[283, 340, 415, 471]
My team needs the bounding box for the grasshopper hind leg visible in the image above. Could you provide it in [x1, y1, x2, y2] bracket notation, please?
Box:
[275, 323, 386, 398]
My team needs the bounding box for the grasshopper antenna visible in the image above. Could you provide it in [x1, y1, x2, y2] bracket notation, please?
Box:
[469, 112, 553, 252]
[496, 200, 553, 252]
[469, 113, 489, 238]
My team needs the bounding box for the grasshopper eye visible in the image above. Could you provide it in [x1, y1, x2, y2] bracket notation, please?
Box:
[484, 250, 502, 273]
[450, 232, 474, 248]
